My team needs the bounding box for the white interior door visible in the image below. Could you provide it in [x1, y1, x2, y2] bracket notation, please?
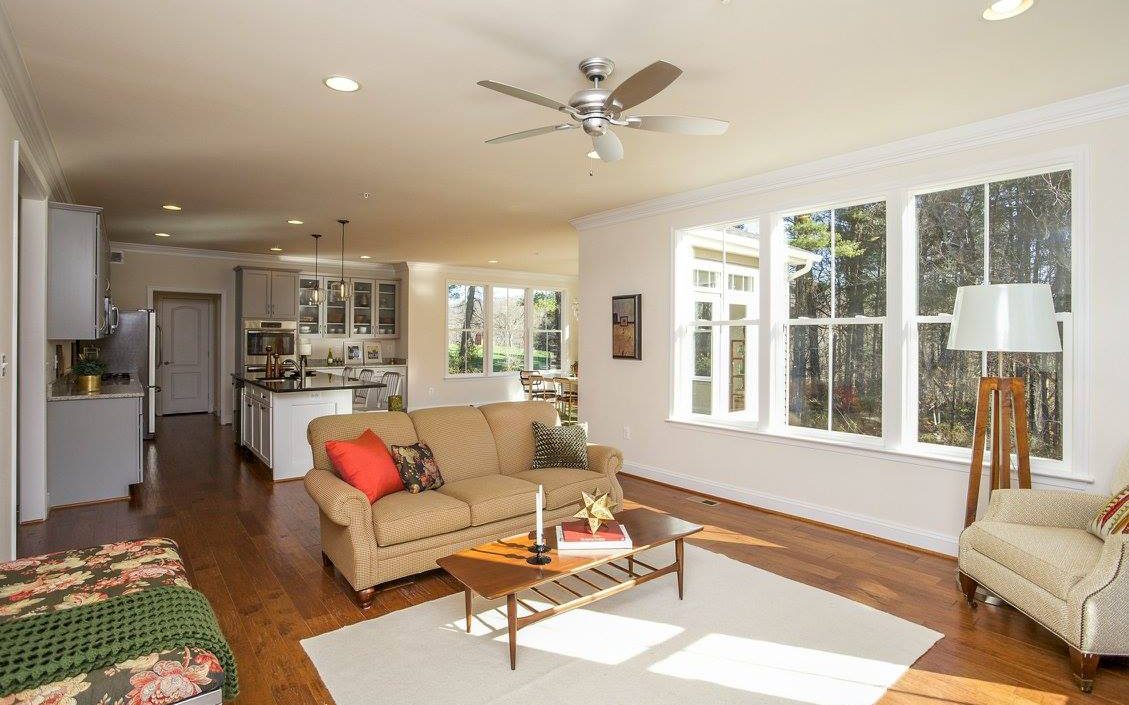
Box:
[157, 298, 213, 415]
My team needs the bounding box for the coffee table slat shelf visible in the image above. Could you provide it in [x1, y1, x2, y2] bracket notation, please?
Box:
[436, 508, 702, 669]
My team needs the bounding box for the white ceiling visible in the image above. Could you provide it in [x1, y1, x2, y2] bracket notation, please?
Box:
[4, 0, 1129, 274]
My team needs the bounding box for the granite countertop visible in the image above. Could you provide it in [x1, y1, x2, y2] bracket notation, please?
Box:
[305, 358, 406, 367]
[48, 378, 145, 402]
[232, 371, 386, 394]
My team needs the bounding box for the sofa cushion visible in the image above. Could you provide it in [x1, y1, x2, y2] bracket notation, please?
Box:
[437, 475, 538, 526]
[513, 469, 611, 511]
[389, 442, 445, 494]
[371, 491, 471, 547]
[479, 401, 560, 475]
[324, 429, 405, 503]
[532, 421, 588, 470]
[308, 411, 418, 473]
[409, 406, 499, 481]
[962, 521, 1104, 600]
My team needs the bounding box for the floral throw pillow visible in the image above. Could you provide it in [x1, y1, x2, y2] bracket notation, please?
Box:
[1089, 484, 1129, 539]
[389, 442, 444, 493]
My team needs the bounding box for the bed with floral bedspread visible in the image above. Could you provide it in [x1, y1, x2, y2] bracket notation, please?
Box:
[0, 538, 225, 705]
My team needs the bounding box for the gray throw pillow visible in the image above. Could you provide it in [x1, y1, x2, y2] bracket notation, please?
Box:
[531, 421, 588, 470]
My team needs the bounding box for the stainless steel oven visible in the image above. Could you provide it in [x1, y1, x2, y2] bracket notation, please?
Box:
[244, 320, 297, 365]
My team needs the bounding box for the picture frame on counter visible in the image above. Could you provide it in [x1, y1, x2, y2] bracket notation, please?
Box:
[363, 341, 383, 364]
[344, 340, 364, 366]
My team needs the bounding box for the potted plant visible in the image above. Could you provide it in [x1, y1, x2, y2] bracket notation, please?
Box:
[72, 358, 108, 394]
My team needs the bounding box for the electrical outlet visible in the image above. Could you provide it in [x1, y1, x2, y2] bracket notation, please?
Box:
[622, 425, 631, 440]
[427, 386, 436, 397]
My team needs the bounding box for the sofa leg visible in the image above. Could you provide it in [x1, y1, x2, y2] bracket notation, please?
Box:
[321, 551, 333, 568]
[957, 571, 978, 608]
[355, 587, 376, 610]
[1069, 647, 1099, 693]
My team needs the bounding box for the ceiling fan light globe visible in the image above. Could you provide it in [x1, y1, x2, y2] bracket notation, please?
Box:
[582, 117, 608, 137]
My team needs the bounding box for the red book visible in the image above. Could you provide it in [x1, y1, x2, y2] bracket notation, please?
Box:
[555, 521, 633, 550]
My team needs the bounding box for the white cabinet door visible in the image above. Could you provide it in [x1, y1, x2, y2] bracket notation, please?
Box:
[376, 281, 399, 338]
[270, 271, 299, 319]
[260, 401, 272, 466]
[241, 269, 271, 319]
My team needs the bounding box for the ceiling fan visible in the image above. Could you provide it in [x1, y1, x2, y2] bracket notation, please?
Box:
[478, 57, 729, 163]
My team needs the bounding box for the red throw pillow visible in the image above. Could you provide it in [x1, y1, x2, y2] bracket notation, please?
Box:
[325, 429, 403, 503]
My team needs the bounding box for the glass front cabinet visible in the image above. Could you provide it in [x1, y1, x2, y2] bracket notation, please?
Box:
[295, 275, 398, 339]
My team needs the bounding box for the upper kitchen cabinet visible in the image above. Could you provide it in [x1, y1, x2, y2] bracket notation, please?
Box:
[47, 202, 112, 340]
[376, 281, 399, 338]
[236, 268, 299, 320]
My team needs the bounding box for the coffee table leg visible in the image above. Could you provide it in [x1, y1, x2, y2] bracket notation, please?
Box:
[506, 593, 518, 670]
[627, 556, 635, 577]
[675, 537, 685, 599]
[465, 588, 472, 633]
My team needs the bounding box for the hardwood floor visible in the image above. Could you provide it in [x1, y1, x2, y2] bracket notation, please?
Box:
[18, 414, 1128, 705]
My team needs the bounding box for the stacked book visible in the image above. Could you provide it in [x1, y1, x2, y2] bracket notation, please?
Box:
[555, 520, 633, 551]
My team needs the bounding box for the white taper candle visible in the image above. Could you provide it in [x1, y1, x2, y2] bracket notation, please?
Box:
[535, 484, 544, 546]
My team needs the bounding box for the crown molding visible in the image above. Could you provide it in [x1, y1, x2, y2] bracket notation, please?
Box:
[571, 84, 1129, 231]
[109, 240, 398, 276]
[0, 5, 71, 202]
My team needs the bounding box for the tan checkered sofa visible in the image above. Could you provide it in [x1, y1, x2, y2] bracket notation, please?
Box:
[958, 454, 1129, 692]
[303, 401, 623, 607]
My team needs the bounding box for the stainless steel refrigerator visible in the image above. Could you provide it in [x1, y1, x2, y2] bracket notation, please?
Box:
[81, 309, 158, 438]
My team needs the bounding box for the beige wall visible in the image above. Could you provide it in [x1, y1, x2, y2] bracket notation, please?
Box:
[0, 93, 20, 558]
[404, 263, 578, 409]
[578, 112, 1129, 556]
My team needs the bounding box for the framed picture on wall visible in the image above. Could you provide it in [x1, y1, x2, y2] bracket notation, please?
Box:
[344, 340, 364, 366]
[363, 341, 383, 364]
[611, 294, 642, 360]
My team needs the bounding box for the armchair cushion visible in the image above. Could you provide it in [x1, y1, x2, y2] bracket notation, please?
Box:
[963, 521, 1104, 599]
[982, 488, 1113, 529]
[1088, 485, 1129, 539]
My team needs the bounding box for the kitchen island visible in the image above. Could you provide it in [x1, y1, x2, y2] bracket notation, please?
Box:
[47, 378, 145, 508]
[233, 371, 385, 481]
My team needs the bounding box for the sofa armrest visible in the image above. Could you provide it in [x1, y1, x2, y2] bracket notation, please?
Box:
[1068, 533, 1129, 653]
[587, 443, 623, 477]
[980, 488, 1110, 529]
[303, 468, 372, 527]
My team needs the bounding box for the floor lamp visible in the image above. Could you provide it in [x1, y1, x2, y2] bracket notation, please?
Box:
[947, 283, 1061, 528]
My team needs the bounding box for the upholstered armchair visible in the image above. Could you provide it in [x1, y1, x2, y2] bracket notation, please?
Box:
[958, 455, 1129, 692]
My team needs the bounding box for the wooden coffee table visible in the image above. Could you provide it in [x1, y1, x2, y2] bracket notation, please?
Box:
[436, 507, 702, 669]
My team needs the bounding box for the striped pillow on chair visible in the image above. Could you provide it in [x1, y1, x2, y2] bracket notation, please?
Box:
[1089, 485, 1129, 539]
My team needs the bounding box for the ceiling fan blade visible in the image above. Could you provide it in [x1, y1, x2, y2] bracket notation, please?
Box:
[477, 80, 571, 113]
[593, 131, 623, 163]
[604, 61, 682, 112]
[485, 124, 575, 144]
[626, 115, 730, 136]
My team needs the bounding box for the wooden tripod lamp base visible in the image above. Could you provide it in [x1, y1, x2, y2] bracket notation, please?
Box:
[964, 376, 1033, 528]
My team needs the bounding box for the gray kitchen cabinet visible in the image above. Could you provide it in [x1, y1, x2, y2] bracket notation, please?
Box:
[47, 395, 142, 507]
[47, 202, 111, 339]
[236, 267, 300, 320]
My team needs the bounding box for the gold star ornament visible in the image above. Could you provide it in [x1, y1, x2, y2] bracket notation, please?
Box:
[573, 489, 618, 534]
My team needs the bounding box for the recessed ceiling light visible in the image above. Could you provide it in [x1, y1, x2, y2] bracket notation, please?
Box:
[586, 150, 600, 159]
[287, 219, 304, 225]
[488, 259, 500, 264]
[154, 232, 171, 238]
[359, 255, 371, 259]
[270, 247, 283, 252]
[324, 76, 360, 92]
[982, 0, 1033, 20]
[161, 204, 181, 211]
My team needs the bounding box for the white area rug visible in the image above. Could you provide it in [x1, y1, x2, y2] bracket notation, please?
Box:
[302, 545, 942, 705]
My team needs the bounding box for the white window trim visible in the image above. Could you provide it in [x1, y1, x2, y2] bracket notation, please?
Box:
[668, 148, 1090, 483]
[445, 281, 569, 380]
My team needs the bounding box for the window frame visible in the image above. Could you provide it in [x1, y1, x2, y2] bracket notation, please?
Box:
[668, 151, 1088, 482]
[531, 289, 565, 373]
[445, 281, 568, 379]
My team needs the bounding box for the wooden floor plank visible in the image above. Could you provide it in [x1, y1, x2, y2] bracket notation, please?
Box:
[16, 414, 1128, 704]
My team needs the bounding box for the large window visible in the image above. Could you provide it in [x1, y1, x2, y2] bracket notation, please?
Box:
[915, 169, 1071, 460]
[678, 223, 761, 421]
[447, 283, 566, 376]
[671, 163, 1078, 473]
[785, 201, 886, 437]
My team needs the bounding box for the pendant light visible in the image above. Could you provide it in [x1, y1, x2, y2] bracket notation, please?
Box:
[309, 233, 324, 304]
[334, 218, 351, 300]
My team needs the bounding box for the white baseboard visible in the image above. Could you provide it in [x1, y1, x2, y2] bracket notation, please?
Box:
[622, 461, 959, 556]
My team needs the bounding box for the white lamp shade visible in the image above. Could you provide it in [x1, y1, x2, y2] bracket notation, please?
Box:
[947, 283, 1061, 352]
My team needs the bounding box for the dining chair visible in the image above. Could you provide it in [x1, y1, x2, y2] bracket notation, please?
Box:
[372, 371, 402, 410]
[353, 368, 375, 410]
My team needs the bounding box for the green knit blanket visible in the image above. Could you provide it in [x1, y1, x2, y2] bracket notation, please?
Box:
[0, 586, 238, 700]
